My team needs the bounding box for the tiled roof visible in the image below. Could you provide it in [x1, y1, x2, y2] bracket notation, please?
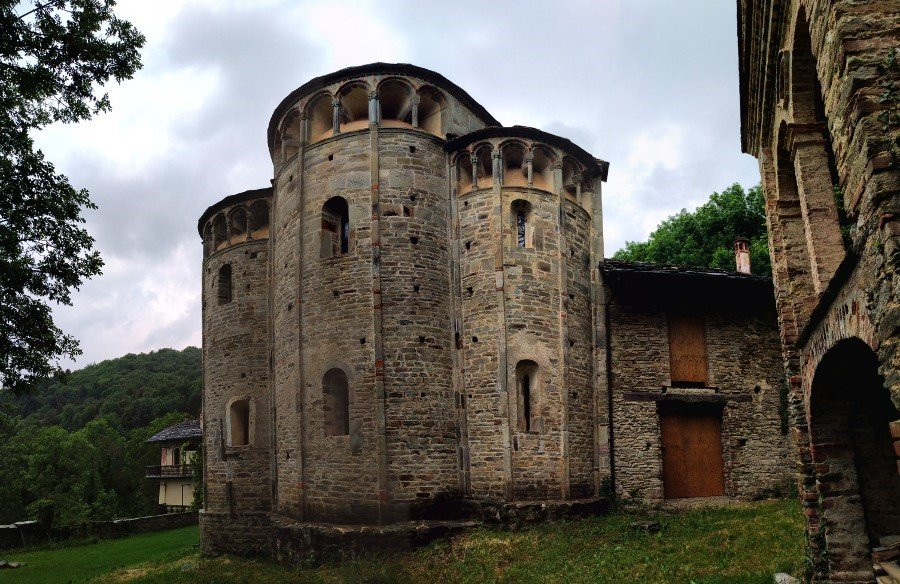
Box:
[146, 419, 201, 443]
[600, 259, 771, 282]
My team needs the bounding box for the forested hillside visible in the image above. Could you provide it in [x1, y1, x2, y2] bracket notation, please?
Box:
[8, 347, 201, 432]
[0, 347, 202, 526]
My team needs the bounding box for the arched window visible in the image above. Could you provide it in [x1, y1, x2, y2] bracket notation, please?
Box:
[322, 368, 349, 436]
[212, 214, 227, 251]
[249, 200, 270, 239]
[321, 196, 350, 258]
[378, 79, 413, 127]
[307, 93, 333, 142]
[515, 360, 539, 432]
[338, 84, 369, 133]
[474, 147, 493, 189]
[217, 264, 232, 305]
[562, 158, 582, 203]
[417, 86, 444, 136]
[280, 110, 302, 161]
[228, 207, 247, 244]
[458, 153, 474, 195]
[531, 147, 554, 191]
[202, 223, 213, 258]
[228, 399, 250, 446]
[511, 199, 533, 248]
[502, 143, 528, 187]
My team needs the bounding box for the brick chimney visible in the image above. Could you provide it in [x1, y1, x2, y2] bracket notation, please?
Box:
[734, 237, 751, 274]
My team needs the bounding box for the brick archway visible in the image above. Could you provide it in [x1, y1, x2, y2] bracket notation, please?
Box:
[809, 338, 899, 578]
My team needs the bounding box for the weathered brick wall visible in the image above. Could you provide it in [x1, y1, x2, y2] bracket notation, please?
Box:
[608, 301, 789, 501]
[378, 130, 459, 513]
[201, 221, 272, 553]
[501, 187, 565, 500]
[564, 200, 597, 498]
[295, 132, 379, 522]
[740, 1, 899, 578]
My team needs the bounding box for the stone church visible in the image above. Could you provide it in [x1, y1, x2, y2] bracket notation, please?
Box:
[739, 0, 899, 581]
[197, 63, 790, 559]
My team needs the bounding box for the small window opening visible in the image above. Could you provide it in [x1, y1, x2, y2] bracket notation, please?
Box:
[321, 196, 350, 258]
[172, 447, 181, 466]
[419, 335, 426, 343]
[328, 153, 334, 161]
[409, 146, 416, 153]
[465, 241, 471, 250]
[472, 336, 478, 343]
[229, 399, 250, 446]
[217, 264, 232, 305]
[413, 284, 420, 292]
[410, 236, 419, 244]
[323, 368, 350, 436]
[522, 375, 532, 431]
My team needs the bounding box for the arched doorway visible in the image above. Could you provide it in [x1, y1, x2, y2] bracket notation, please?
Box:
[809, 338, 899, 573]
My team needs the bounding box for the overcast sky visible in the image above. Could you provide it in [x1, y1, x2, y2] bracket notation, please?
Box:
[36, 0, 761, 369]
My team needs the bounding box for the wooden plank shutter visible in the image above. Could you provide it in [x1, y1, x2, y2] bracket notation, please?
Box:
[660, 409, 725, 498]
[668, 314, 708, 386]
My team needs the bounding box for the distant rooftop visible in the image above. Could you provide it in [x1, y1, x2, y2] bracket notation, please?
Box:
[146, 419, 201, 443]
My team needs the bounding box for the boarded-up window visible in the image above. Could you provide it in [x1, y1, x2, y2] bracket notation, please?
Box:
[323, 368, 349, 436]
[668, 314, 707, 387]
[217, 264, 232, 305]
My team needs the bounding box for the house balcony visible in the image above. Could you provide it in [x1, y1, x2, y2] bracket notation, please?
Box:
[146, 464, 193, 479]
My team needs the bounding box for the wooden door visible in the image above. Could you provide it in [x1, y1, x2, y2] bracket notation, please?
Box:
[660, 409, 725, 498]
[668, 314, 708, 386]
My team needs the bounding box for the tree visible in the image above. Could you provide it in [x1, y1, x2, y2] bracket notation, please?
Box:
[613, 183, 772, 276]
[0, 0, 145, 392]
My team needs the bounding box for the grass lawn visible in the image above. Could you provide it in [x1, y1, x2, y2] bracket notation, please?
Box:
[0, 525, 199, 584]
[89, 499, 804, 584]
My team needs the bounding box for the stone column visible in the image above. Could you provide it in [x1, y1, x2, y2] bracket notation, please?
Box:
[368, 90, 379, 127]
[411, 94, 419, 128]
[525, 150, 534, 187]
[331, 97, 341, 135]
[787, 123, 845, 293]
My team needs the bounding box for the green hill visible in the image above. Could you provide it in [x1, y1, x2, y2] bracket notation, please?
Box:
[6, 346, 201, 433]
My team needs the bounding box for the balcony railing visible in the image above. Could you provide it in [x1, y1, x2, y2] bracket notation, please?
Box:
[146, 464, 193, 479]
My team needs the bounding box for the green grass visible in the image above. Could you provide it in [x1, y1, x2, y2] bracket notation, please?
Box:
[0, 525, 199, 584]
[90, 499, 804, 584]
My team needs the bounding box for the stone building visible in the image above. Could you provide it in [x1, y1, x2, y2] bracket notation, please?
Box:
[738, 1, 899, 581]
[197, 63, 790, 558]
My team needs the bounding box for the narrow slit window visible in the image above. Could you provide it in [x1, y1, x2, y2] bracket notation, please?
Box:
[515, 360, 539, 432]
[511, 199, 533, 249]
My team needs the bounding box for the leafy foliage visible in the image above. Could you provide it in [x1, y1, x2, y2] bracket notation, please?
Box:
[0, 0, 145, 391]
[0, 347, 200, 525]
[613, 183, 772, 277]
[8, 347, 201, 431]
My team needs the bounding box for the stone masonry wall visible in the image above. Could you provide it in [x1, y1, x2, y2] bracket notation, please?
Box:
[201, 235, 272, 553]
[295, 132, 379, 522]
[608, 300, 789, 501]
[378, 129, 460, 515]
